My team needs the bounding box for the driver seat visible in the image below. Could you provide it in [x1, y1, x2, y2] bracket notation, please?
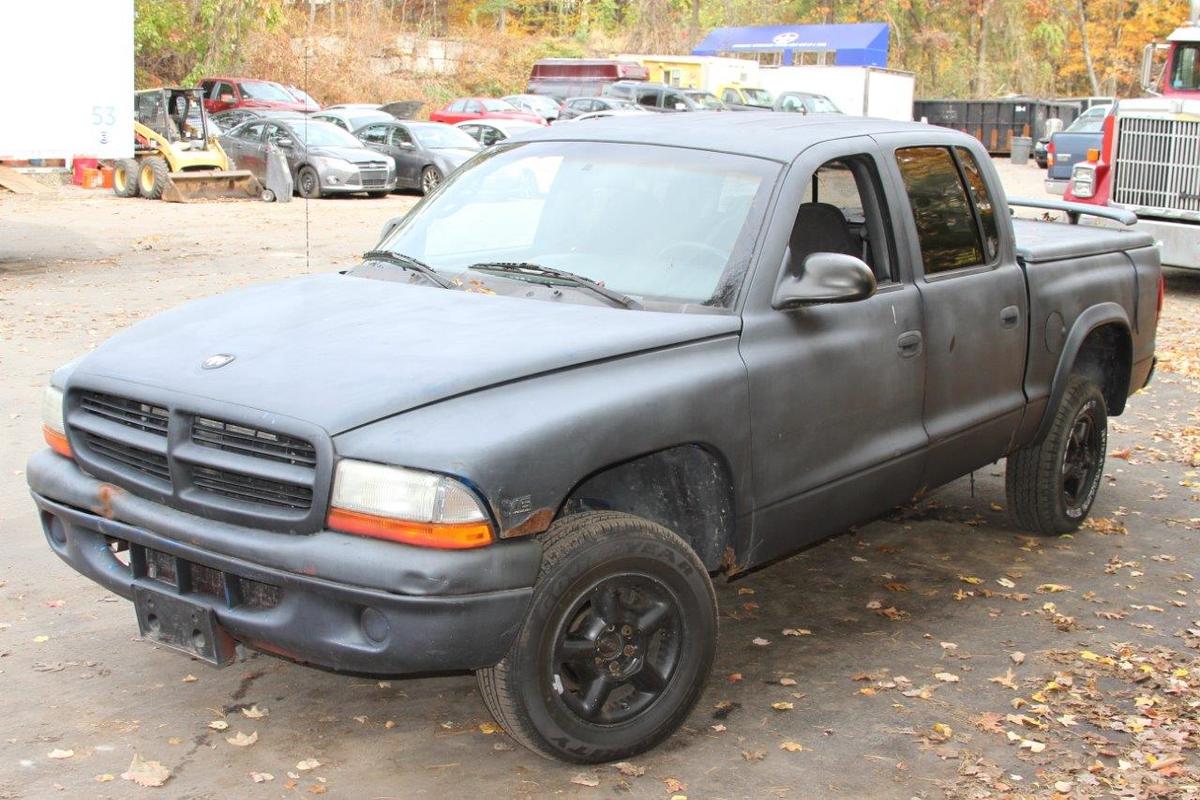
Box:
[788, 202, 858, 274]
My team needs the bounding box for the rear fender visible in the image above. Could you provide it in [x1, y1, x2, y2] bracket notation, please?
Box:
[1032, 302, 1131, 443]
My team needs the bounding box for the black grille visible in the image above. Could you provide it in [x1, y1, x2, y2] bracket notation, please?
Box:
[358, 165, 389, 188]
[192, 465, 313, 510]
[192, 417, 317, 467]
[82, 433, 170, 481]
[80, 392, 168, 436]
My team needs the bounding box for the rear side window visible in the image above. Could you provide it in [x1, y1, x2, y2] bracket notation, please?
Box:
[895, 146, 985, 274]
[955, 147, 999, 261]
[636, 89, 659, 108]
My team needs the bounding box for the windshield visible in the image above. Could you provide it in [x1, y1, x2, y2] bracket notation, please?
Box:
[1171, 44, 1200, 91]
[240, 80, 296, 103]
[412, 124, 481, 149]
[742, 88, 773, 105]
[289, 120, 363, 147]
[686, 92, 725, 110]
[1065, 106, 1110, 133]
[809, 95, 841, 113]
[378, 141, 776, 309]
[482, 99, 519, 112]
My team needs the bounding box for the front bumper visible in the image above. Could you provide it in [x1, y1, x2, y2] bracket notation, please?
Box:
[1126, 216, 1200, 270]
[1044, 179, 1067, 195]
[27, 449, 539, 675]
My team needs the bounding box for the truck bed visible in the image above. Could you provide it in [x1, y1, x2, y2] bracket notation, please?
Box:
[1012, 217, 1155, 264]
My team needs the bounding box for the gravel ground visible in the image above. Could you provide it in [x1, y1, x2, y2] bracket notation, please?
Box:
[1, 158, 1198, 799]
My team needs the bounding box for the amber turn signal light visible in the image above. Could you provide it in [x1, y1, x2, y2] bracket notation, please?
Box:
[43, 424, 72, 458]
[1086, 148, 1100, 163]
[326, 507, 494, 549]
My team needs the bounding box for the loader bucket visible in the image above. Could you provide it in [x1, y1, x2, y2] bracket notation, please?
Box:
[161, 170, 263, 203]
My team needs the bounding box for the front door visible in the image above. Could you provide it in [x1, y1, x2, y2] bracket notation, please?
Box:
[739, 137, 929, 565]
[387, 125, 423, 186]
[881, 138, 1029, 489]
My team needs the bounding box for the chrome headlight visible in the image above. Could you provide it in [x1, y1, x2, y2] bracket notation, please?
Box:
[328, 460, 492, 548]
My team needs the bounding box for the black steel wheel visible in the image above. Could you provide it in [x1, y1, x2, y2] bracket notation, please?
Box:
[1007, 374, 1108, 534]
[420, 166, 441, 195]
[297, 166, 322, 199]
[477, 511, 716, 763]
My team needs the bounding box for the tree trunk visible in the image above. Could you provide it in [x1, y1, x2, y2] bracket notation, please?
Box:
[689, 0, 700, 46]
[1075, 0, 1101, 95]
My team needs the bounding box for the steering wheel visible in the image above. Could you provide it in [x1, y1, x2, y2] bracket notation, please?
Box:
[656, 240, 728, 267]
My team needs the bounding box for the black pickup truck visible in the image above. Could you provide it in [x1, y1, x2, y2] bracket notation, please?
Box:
[29, 114, 1161, 764]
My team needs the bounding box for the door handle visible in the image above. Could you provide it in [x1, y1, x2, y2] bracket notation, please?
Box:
[897, 330, 923, 358]
[1001, 305, 1020, 328]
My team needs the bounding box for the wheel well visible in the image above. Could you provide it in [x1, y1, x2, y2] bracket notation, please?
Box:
[1071, 322, 1131, 415]
[560, 445, 735, 572]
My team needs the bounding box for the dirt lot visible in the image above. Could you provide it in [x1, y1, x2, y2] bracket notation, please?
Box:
[1, 160, 1199, 799]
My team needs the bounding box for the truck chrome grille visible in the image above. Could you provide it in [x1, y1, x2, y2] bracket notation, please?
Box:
[1113, 116, 1200, 214]
[67, 389, 326, 530]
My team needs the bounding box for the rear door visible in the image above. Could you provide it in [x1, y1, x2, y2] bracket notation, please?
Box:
[879, 137, 1028, 489]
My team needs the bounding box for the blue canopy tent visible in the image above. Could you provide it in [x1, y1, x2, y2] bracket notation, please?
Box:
[692, 23, 890, 67]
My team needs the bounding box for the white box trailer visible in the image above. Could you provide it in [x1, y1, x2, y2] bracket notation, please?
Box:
[757, 66, 915, 120]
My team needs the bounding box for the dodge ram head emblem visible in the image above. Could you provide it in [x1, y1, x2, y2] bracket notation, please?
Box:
[201, 353, 235, 370]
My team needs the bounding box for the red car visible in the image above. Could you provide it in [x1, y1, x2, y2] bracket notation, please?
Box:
[198, 77, 317, 114]
[429, 97, 547, 126]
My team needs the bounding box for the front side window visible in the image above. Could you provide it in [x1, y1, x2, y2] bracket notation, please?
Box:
[360, 125, 388, 144]
[449, 99, 467, 113]
[390, 126, 414, 147]
[238, 122, 266, 142]
[797, 155, 894, 282]
[636, 89, 659, 108]
[1172, 44, 1200, 90]
[376, 141, 777, 310]
[895, 146, 985, 275]
[1065, 106, 1109, 133]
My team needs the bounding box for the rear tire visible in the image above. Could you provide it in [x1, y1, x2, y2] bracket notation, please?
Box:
[1006, 374, 1108, 535]
[138, 157, 169, 200]
[367, 190, 390, 198]
[477, 511, 717, 764]
[112, 159, 140, 197]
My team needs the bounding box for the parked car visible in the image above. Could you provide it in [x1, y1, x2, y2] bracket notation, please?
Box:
[312, 104, 398, 133]
[220, 117, 396, 198]
[429, 98, 546, 126]
[603, 81, 727, 112]
[209, 108, 304, 134]
[198, 77, 312, 114]
[718, 84, 774, 111]
[30, 114, 1160, 766]
[526, 57, 650, 99]
[566, 109, 652, 123]
[1044, 104, 1112, 194]
[774, 91, 843, 115]
[557, 95, 642, 120]
[455, 119, 544, 147]
[355, 120, 479, 194]
[502, 94, 560, 122]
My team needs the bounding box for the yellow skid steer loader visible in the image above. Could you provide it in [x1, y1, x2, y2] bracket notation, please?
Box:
[112, 88, 261, 202]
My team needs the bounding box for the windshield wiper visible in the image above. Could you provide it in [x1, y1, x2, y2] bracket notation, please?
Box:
[466, 262, 642, 310]
[362, 250, 456, 289]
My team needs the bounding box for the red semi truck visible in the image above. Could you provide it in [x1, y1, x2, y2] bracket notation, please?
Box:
[1065, 3, 1200, 270]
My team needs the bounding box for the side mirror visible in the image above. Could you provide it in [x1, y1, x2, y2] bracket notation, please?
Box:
[772, 252, 877, 309]
[399, 141, 415, 149]
[1141, 44, 1155, 92]
[275, 137, 294, 149]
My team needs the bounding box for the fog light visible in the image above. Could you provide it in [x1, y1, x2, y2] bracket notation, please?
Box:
[360, 607, 390, 644]
[44, 512, 67, 545]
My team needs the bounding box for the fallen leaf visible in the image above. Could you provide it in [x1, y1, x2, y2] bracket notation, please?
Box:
[934, 672, 960, 683]
[208, 720, 229, 731]
[478, 721, 499, 735]
[990, 669, 1019, 690]
[1037, 583, 1070, 593]
[779, 677, 797, 686]
[974, 712, 1005, 733]
[782, 628, 812, 637]
[95, 774, 116, 783]
[1010, 651, 1026, 665]
[1019, 739, 1046, 753]
[771, 702, 794, 711]
[241, 705, 268, 719]
[47, 749, 74, 759]
[613, 761, 645, 777]
[296, 759, 320, 771]
[664, 778, 686, 793]
[929, 723, 953, 742]
[997, 578, 1016, 589]
[181, 674, 198, 683]
[710, 724, 726, 733]
[570, 772, 600, 787]
[33, 635, 49, 643]
[250, 772, 274, 783]
[225, 731, 258, 747]
[727, 672, 743, 683]
[741, 749, 765, 762]
[121, 754, 171, 787]
[959, 575, 983, 585]
[752, 637, 770, 646]
[779, 741, 806, 752]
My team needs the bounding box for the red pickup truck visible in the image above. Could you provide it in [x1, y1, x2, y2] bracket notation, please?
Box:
[198, 76, 316, 114]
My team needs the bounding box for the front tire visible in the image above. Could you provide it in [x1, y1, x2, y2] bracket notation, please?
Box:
[297, 166, 322, 199]
[1006, 374, 1108, 535]
[477, 511, 716, 763]
[420, 166, 442, 195]
[138, 157, 169, 200]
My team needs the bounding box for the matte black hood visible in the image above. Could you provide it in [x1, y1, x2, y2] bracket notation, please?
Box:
[69, 274, 739, 434]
